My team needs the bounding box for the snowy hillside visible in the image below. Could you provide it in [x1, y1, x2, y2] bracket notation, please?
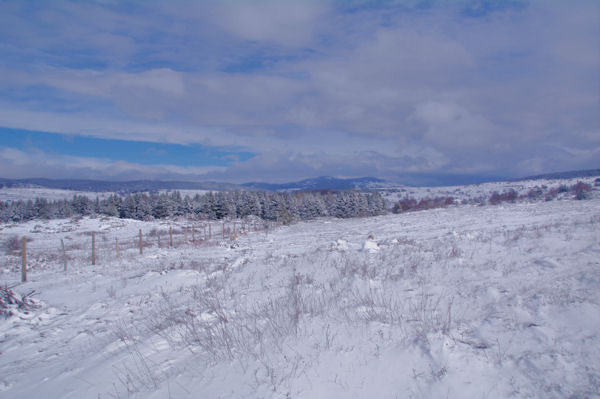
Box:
[1, 196, 599, 397]
[380, 175, 600, 204]
[0, 187, 115, 202]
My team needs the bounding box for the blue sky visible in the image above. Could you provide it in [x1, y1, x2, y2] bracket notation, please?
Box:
[0, 0, 598, 184]
[0, 128, 254, 167]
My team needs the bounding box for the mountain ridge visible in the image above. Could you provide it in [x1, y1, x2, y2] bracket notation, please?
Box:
[241, 176, 385, 192]
[1, 168, 598, 193]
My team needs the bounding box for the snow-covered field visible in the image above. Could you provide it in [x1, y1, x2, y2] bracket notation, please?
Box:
[1, 197, 599, 398]
[379, 176, 599, 204]
[0, 187, 114, 202]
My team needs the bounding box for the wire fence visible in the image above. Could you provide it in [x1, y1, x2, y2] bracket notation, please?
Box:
[3, 220, 280, 281]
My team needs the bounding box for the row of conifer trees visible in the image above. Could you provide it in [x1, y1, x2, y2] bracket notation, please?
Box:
[0, 190, 387, 223]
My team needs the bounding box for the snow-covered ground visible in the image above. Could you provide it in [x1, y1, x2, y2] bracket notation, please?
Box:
[0, 187, 115, 202]
[380, 176, 599, 204]
[0, 188, 211, 202]
[1, 197, 599, 398]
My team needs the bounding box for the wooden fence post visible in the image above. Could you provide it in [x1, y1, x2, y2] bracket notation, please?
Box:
[209, 223, 211, 239]
[61, 239, 67, 272]
[21, 237, 27, 282]
[185, 228, 188, 244]
[92, 232, 96, 266]
[169, 226, 173, 247]
[139, 229, 143, 255]
[222, 222, 225, 239]
[158, 233, 161, 248]
[192, 227, 195, 244]
[233, 222, 236, 235]
[116, 238, 120, 258]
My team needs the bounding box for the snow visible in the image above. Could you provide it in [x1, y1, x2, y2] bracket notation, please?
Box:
[1, 194, 599, 398]
[379, 175, 599, 204]
[0, 187, 211, 202]
[0, 187, 113, 202]
[362, 238, 380, 253]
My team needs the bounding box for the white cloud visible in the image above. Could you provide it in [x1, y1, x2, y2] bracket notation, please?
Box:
[214, 1, 328, 47]
[0, 147, 30, 166]
[0, 146, 226, 180]
[0, 67, 185, 98]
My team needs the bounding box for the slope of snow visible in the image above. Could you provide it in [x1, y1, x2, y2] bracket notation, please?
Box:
[1, 198, 599, 398]
[380, 175, 599, 204]
[0, 187, 114, 202]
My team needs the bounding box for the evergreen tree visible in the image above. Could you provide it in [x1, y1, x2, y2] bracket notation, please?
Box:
[214, 192, 235, 219]
[33, 197, 51, 219]
[153, 193, 173, 219]
[238, 191, 261, 218]
[71, 195, 92, 216]
[200, 192, 217, 219]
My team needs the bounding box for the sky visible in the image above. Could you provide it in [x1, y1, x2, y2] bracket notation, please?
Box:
[0, 0, 598, 185]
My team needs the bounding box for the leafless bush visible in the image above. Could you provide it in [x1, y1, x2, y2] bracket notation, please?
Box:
[346, 289, 404, 325]
[488, 189, 518, 205]
[525, 187, 544, 201]
[334, 254, 379, 280]
[1, 284, 39, 318]
[448, 244, 462, 258]
[392, 196, 454, 213]
[406, 292, 453, 335]
[144, 287, 246, 364]
[571, 181, 592, 200]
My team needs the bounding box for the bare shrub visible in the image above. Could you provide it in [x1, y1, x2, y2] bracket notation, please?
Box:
[557, 184, 570, 193]
[392, 197, 454, 214]
[571, 181, 592, 200]
[406, 292, 453, 335]
[489, 189, 518, 205]
[1, 285, 39, 318]
[448, 244, 462, 258]
[544, 188, 558, 201]
[526, 187, 544, 201]
[334, 255, 378, 280]
[392, 198, 417, 213]
[347, 289, 403, 325]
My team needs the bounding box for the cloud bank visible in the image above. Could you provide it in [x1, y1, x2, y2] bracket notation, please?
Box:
[0, 0, 598, 184]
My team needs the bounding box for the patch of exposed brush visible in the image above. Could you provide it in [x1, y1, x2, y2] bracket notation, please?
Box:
[0, 284, 40, 318]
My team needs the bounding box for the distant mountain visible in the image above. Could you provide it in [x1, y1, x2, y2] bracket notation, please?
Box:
[242, 176, 386, 192]
[2, 169, 598, 194]
[0, 178, 240, 193]
[515, 169, 600, 182]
